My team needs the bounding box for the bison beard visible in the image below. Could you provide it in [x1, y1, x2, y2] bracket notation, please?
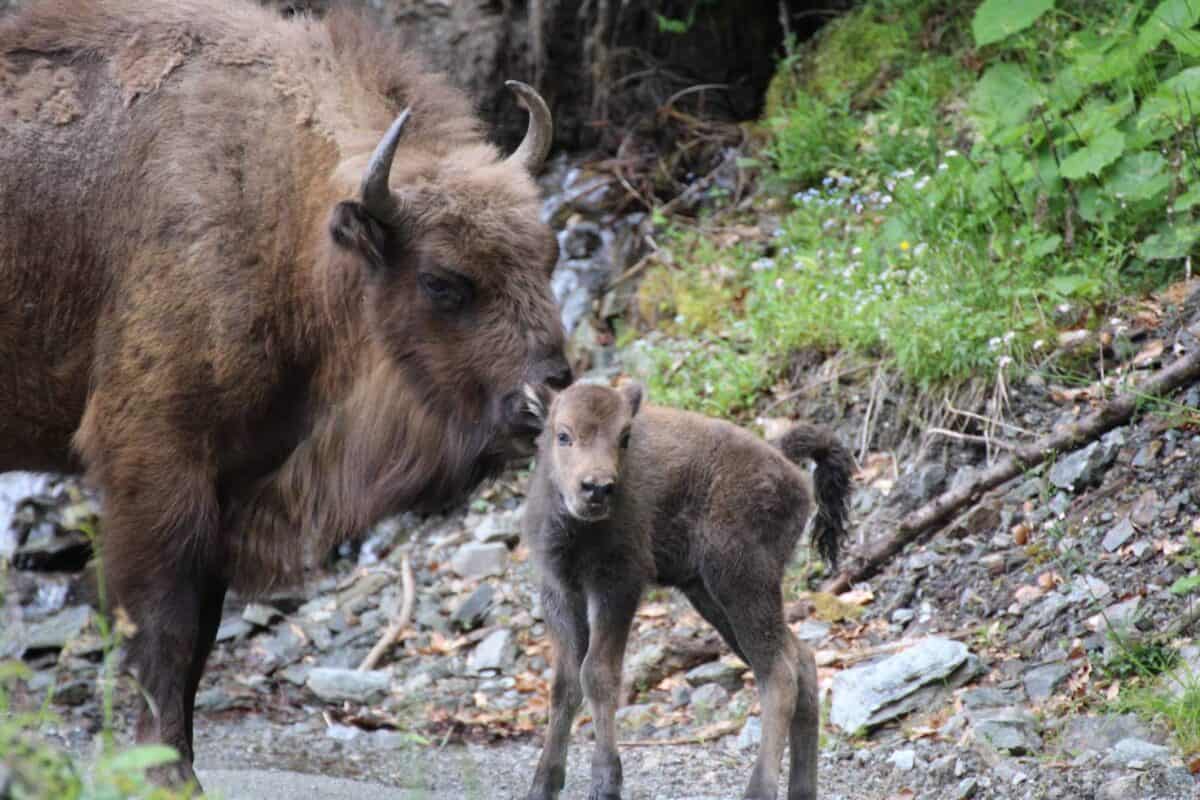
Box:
[0, 0, 569, 788]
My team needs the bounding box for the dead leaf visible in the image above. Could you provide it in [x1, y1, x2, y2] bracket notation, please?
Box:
[1013, 584, 1045, 605]
[839, 589, 875, 606]
[1037, 571, 1063, 590]
[1188, 755, 1200, 775]
[1133, 340, 1164, 368]
[1012, 522, 1031, 546]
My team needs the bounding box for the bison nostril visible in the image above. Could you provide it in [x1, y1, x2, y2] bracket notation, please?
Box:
[598, 481, 614, 498]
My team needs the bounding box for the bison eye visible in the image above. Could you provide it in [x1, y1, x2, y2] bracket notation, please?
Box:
[556, 431, 572, 446]
[418, 271, 472, 312]
[619, 431, 631, 449]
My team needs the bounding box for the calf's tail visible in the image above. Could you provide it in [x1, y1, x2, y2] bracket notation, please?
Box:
[773, 423, 854, 569]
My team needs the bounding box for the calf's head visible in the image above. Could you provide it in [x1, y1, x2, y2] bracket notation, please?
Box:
[329, 82, 571, 457]
[529, 382, 643, 521]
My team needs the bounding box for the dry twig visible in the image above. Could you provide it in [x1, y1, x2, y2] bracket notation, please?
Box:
[358, 555, 416, 671]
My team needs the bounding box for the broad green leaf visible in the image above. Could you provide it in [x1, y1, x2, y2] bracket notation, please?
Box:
[1105, 151, 1170, 201]
[103, 744, 180, 773]
[1138, 224, 1200, 260]
[970, 64, 1042, 135]
[973, 0, 1056, 46]
[1137, 0, 1200, 54]
[1135, 66, 1200, 139]
[1060, 129, 1126, 179]
[1170, 574, 1200, 595]
[1066, 93, 1135, 143]
[1078, 185, 1119, 223]
[1048, 273, 1091, 296]
[1174, 185, 1200, 211]
[1168, 27, 1200, 56]
[1028, 234, 1063, 258]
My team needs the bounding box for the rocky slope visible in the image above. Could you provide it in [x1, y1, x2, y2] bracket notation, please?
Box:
[4, 158, 1200, 800]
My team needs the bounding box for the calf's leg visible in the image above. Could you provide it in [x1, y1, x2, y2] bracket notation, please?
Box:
[527, 586, 589, 800]
[704, 563, 810, 800]
[580, 586, 641, 800]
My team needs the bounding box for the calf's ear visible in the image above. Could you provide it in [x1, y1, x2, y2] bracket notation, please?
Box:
[619, 381, 644, 417]
[329, 201, 388, 271]
[524, 383, 557, 425]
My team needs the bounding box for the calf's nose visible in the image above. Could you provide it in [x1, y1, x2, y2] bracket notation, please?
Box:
[580, 478, 615, 502]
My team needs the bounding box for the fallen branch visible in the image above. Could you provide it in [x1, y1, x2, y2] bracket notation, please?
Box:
[358, 555, 416, 671]
[823, 348, 1200, 594]
[622, 718, 742, 747]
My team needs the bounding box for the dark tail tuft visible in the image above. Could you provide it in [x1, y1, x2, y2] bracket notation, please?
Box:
[773, 423, 854, 570]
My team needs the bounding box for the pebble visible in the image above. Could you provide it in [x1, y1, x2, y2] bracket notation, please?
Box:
[887, 748, 916, 771]
[306, 667, 390, 704]
[467, 628, 514, 674]
[450, 542, 509, 578]
[684, 659, 745, 692]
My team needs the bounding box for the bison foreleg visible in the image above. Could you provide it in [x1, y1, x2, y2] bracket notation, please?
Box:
[99, 469, 225, 790]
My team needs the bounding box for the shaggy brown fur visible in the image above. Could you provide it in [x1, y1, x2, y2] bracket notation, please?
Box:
[0, 0, 569, 785]
[522, 383, 853, 800]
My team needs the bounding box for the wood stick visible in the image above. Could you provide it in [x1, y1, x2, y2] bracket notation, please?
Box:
[822, 348, 1200, 594]
[358, 555, 416, 671]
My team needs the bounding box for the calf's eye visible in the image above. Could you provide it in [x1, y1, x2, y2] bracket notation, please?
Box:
[619, 432, 631, 449]
[557, 432, 572, 446]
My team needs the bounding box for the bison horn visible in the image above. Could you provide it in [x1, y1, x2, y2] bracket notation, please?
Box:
[504, 80, 553, 173]
[360, 108, 412, 222]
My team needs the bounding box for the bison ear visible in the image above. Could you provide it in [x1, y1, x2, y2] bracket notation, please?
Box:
[619, 381, 644, 417]
[329, 201, 388, 271]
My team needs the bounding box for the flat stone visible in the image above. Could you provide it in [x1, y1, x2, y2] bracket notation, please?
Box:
[952, 777, 977, 799]
[1166, 644, 1200, 699]
[467, 628, 514, 674]
[615, 703, 656, 731]
[1049, 430, 1123, 491]
[450, 584, 495, 630]
[450, 542, 509, 579]
[242, 603, 283, 627]
[690, 682, 730, 708]
[216, 617, 253, 643]
[829, 637, 970, 733]
[969, 707, 1042, 756]
[23, 605, 92, 652]
[1097, 776, 1142, 800]
[735, 716, 761, 751]
[1058, 714, 1155, 755]
[1022, 662, 1073, 702]
[1101, 518, 1136, 552]
[471, 510, 521, 545]
[961, 687, 1017, 709]
[794, 620, 831, 643]
[306, 667, 390, 704]
[1100, 737, 1172, 768]
[887, 748, 916, 771]
[685, 659, 746, 692]
[1131, 490, 1160, 529]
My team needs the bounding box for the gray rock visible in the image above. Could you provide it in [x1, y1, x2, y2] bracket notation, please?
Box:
[216, 617, 253, 643]
[1100, 737, 1172, 768]
[194, 687, 240, 712]
[887, 748, 916, 771]
[1097, 776, 1141, 800]
[450, 542, 509, 578]
[306, 667, 390, 704]
[468, 628, 514, 674]
[52, 679, 91, 707]
[735, 716, 761, 751]
[1022, 662, 1073, 702]
[961, 687, 1017, 709]
[1059, 714, 1157, 755]
[472, 511, 520, 545]
[451, 584, 495, 630]
[969, 707, 1042, 756]
[252, 624, 308, 673]
[829, 637, 970, 732]
[1049, 430, 1123, 491]
[1101, 518, 1136, 552]
[685, 659, 746, 692]
[952, 777, 978, 800]
[1165, 644, 1200, 699]
[23, 605, 91, 652]
[615, 703, 656, 731]
[690, 683, 729, 709]
[794, 620, 831, 643]
[242, 603, 282, 627]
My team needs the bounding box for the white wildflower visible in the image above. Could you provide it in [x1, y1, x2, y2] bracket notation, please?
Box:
[1032, 339, 1045, 351]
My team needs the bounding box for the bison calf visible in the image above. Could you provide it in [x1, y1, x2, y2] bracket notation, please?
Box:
[521, 382, 853, 800]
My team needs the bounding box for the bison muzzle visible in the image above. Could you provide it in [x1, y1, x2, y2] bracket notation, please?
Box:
[0, 0, 570, 787]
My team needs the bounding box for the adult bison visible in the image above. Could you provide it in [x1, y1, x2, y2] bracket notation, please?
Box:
[0, 0, 570, 784]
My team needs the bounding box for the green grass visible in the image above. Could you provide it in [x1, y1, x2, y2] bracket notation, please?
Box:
[633, 0, 1200, 415]
[1116, 675, 1200, 759]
